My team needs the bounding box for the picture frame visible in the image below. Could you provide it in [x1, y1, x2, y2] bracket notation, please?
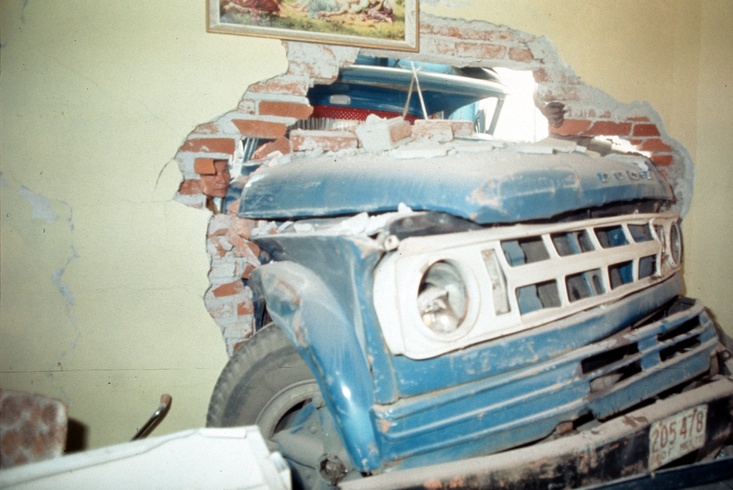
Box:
[207, 0, 419, 52]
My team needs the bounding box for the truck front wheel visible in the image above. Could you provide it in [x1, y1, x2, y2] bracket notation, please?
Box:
[207, 324, 319, 436]
[207, 324, 342, 488]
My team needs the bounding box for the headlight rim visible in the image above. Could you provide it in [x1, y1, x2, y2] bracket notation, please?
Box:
[668, 220, 682, 266]
[415, 258, 478, 341]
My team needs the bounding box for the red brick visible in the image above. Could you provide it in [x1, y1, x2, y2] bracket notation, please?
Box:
[290, 129, 358, 152]
[241, 263, 257, 280]
[627, 116, 651, 122]
[3, 429, 20, 455]
[412, 120, 454, 142]
[632, 123, 661, 137]
[449, 120, 475, 137]
[219, 231, 260, 260]
[212, 281, 245, 298]
[640, 138, 673, 152]
[252, 137, 292, 161]
[230, 217, 257, 240]
[194, 158, 215, 175]
[259, 100, 313, 119]
[486, 30, 515, 43]
[549, 119, 592, 136]
[388, 119, 412, 142]
[227, 232, 257, 260]
[226, 199, 241, 216]
[209, 236, 231, 258]
[509, 47, 534, 63]
[420, 24, 464, 38]
[237, 300, 254, 316]
[586, 109, 612, 119]
[454, 41, 506, 60]
[652, 154, 674, 166]
[587, 121, 633, 136]
[422, 23, 514, 43]
[178, 179, 203, 195]
[232, 119, 287, 139]
[180, 138, 236, 154]
[533, 68, 549, 84]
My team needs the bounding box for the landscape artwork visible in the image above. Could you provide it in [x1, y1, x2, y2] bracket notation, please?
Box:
[208, 0, 418, 52]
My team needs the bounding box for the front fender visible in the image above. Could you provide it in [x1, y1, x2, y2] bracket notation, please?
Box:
[249, 261, 380, 471]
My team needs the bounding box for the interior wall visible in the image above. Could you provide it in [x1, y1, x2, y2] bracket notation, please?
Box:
[685, 2, 733, 329]
[0, 0, 286, 449]
[1, 0, 731, 451]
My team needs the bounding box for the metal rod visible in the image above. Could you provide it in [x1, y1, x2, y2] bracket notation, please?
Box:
[410, 63, 429, 120]
[131, 394, 172, 441]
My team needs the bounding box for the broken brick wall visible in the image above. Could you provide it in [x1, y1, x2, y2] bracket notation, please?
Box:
[175, 13, 693, 355]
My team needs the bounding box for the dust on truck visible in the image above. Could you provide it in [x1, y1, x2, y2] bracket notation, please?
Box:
[206, 59, 733, 489]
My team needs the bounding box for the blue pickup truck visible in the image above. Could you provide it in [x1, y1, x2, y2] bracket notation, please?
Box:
[207, 56, 733, 489]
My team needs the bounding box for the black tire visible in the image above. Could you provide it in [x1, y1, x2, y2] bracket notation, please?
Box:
[206, 324, 320, 437]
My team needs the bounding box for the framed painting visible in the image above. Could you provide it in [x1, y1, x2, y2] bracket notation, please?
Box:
[207, 0, 419, 52]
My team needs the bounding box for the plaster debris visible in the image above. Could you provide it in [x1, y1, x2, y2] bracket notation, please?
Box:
[293, 222, 315, 233]
[516, 144, 554, 155]
[251, 221, 279, 237]
[355, 115, 412, 152]
[290, 129, 359, 153]
[285, 206, 418, 238]
[264, 151, 292, 167]
[534, 137, 579, 153]
[391, 140, 448, 159]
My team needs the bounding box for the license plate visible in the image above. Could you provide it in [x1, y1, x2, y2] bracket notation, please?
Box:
[648, 404, 707, 470]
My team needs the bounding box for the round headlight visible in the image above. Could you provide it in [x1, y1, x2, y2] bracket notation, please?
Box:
[669, 221, 682, 265]
[417, 261, 468, 335]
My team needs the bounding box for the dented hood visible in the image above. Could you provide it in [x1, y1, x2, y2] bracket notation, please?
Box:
[238, 141, 674, 224]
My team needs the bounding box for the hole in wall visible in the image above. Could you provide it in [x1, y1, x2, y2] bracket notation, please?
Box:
[297, 60, 549, 142]
[489, 68, 549, 142]
[174, 13, 694, 355]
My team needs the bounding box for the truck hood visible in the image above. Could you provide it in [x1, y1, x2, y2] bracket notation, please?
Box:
[238, 139, 674, 224]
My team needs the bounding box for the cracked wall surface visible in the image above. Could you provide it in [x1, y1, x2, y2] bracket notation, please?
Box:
[0, 0, 256, 449]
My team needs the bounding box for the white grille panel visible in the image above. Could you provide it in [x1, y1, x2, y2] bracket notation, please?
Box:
[373, 212, 682, 359]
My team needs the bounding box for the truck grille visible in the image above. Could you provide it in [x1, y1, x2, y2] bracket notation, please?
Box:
[501, 215, 679, 317]
[374, 212, 683, 359]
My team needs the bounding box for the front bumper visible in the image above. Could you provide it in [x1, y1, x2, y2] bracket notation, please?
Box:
[373, 294, 720, 471]
[344, 375, 733, 489]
